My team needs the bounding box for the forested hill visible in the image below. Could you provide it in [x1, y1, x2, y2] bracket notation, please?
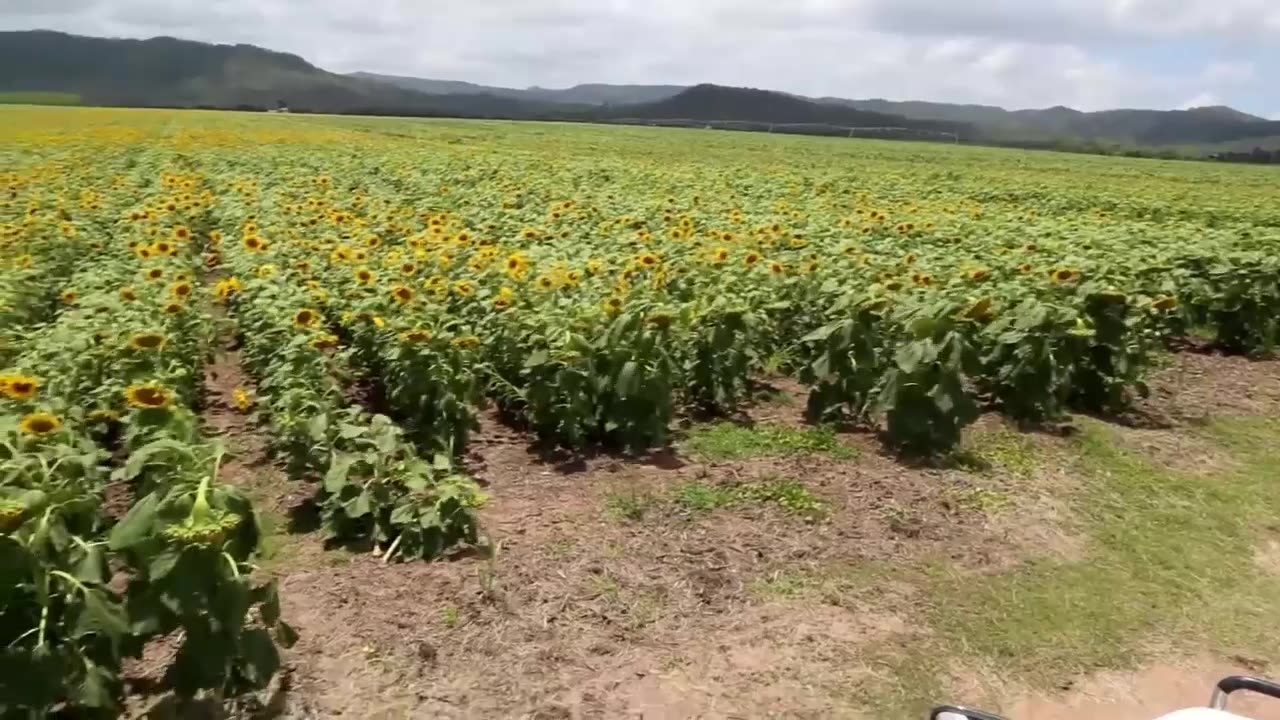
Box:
[3, 30, 1278, 150]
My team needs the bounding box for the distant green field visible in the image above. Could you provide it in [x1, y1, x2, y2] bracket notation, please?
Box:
[0, 91, 81, 105]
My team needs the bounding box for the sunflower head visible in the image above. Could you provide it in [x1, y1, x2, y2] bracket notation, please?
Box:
[60, 289, 77, 304]
[146, 267, 164, 282]
[400, 329, 433, 344]
[243, 235, 264, 251]
[451, 335, 482, 349]
[647, 311, 675, 330]
[354, 267, 375, 285]
[170, 281, 194, 299]
[19, 412, 62, 437]
[1050, 268, 1079, 284]
[391, 286, 415, 304]
[769, 261, 785, 275]
[293, 308, 320, 328]
[968, 268, 990, 282]
[1, 374, 40, 401]
[744, 252, 761, 266]
[639, 253, 659, 267]
[124, 384, 173, 410]
[86, 408, 121, 425]
[962, 298, 995, 323]
[310, 333, 340, 350]
[129, 332, 167, 351]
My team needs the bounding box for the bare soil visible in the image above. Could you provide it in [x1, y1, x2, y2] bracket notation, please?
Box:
[1002, 657, 1280, 720]
[181, 350, 1280, 720]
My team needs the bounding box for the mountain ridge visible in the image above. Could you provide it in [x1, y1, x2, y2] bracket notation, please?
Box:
[3, 30, 1278, 149]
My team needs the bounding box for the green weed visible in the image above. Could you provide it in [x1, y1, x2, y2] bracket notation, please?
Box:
[683, 422, 858, 461]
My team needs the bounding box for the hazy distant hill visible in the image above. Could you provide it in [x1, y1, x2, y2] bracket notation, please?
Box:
[0, 30, 433, 111]
[352, 71, 683, 106]
[2, 30, 1276, 149]
[827, 97, 1277, 145]
[597, 84, 967, 135]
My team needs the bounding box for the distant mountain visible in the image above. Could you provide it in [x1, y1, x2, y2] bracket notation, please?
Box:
[0, 30, 427, 111]
[596, 84, 967, 135]
[2, 30, 1276, 150]
[824, 97, 1277, 145]
[0, 30, 589, 117]
[351, 71, 683, 106]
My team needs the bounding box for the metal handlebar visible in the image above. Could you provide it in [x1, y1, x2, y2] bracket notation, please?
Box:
[929, 706, 1008, 720]
[1211, 676, 1280, 710]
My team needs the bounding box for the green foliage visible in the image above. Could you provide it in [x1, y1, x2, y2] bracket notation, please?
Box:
[671, 478, 829, 521]
[876, 305, 981, 456]
[0, 91, 80, 106]
[683, 422, 857, 462]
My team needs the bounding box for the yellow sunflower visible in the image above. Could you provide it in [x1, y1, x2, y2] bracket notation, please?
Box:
[233, 387, 253, 413]
[743, 252, 761, 267]
[163, 302, 184, 315]
[391, 285, 415, 305]
[86, 408, 121, 425]
[354, 267, 375, 285]
[146, 267, 164, 282]
[302, 332, 335, 350]
[128, 332, 167, 351]
[242, 235, 265, 252]
[1050, 268, 1080, 284]
[962, 298, 995, 322]
[60, 289, 77, 304]
[451, 335, 482, 349]
[170, 281, 194, 300]
[400, 329, 433, 344]
[124, 384, 173, 410]
[0, 374, 40, 401]
[293, 308, 321, 328]
[19, 412, 62, 436]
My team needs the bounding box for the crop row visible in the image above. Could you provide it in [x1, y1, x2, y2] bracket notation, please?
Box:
[0, 163, 291, 717]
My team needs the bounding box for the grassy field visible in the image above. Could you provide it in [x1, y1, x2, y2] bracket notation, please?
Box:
[2, 106, 1280, 718]
[0, 91, 81, 105]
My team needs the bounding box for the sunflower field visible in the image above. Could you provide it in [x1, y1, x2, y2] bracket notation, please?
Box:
[2, 106, 1279, 714]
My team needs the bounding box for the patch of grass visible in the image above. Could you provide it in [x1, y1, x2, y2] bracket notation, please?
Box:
[441, 605, 460, 629]
[683, 422, 858, 462]
[748, 561, 891, 603]
[672, 481, 737, 513]
[604, 488, 658, 521]
[905, 417, 1280, 707]
[0, 91, 81, 105]
[955, 428, 1039, 478]
[672, 478, 829, 521]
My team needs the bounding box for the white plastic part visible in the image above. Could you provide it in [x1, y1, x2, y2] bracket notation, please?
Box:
[1153, 709, 1252, 719]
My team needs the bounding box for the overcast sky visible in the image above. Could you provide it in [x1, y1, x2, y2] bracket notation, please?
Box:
[4, 0, 1278, 116]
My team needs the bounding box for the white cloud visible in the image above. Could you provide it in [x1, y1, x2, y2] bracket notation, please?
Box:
[1179, 92, 1222, 109]
[0, 0, 1274, 113]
